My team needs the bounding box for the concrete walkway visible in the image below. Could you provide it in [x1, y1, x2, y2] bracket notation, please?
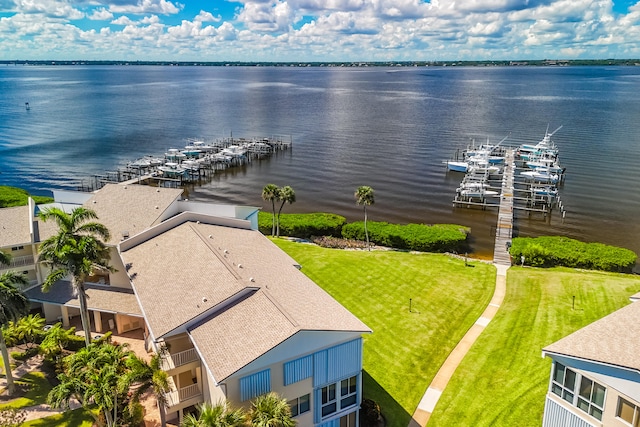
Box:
[409, 263, 509, 426]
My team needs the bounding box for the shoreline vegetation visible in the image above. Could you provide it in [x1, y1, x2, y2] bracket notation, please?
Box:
[2, 59, 640, 67]
[1, 186, 635, 272]
[0, 186, 53, 208]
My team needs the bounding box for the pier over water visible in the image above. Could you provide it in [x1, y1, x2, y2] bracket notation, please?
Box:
[493, 149, 515, 265]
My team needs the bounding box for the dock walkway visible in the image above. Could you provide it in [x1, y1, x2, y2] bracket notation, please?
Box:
[410, 150, 515, 427]
[493, 148, 515, 264]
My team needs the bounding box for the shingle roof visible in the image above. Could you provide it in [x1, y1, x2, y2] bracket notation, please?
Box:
[25, 282, 142, 316]
[36, 184, 183, 245]
[543, 301, 640, 372]
[120, 219, 370, 380]
[189, 290, 298, 380]
[0, 205, 31, 247]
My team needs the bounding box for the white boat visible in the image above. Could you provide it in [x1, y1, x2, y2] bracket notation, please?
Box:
[457, 187, 500, 198]
[182, 146, 202, 158]
[519, 125, 562, 160]
[520, 170, 559, 183]
[531, 185, 558, 197]
[447, 161, 469, 172]
[158, 162, 187, 178]
[165, 148, 186, 162]
[182, 160, 200, 172]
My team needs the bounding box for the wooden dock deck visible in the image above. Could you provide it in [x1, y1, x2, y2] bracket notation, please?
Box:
[493, 149, 515, 265]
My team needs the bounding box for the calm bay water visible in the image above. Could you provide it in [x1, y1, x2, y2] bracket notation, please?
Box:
[1, 65, 640, 259]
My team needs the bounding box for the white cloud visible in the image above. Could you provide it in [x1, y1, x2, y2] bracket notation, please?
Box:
[109, 0, 183, 15]
[89, 8, 114, 21]
[194, 10, 221, 23]
[112, 15, 137, 25]
[237, 1, 294, 32]
[16, 0, 84, 20]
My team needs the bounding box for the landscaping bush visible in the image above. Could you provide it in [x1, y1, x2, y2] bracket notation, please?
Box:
[509, 236, 637, 272]
[360, 398, 382, 427]
[258, 211, 346, 238]
[342, 222, 469, 253]
[10, 347, 39, 361]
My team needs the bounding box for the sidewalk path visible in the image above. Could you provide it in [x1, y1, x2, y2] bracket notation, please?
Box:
[409, 263, 509, 426]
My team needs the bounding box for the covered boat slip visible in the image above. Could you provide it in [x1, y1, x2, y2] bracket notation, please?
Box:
[25, 281, 145, 335]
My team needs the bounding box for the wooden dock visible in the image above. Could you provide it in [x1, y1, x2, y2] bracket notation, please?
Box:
[493, 149, 515, 265]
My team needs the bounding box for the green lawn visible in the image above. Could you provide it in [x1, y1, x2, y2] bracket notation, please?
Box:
[428, 267, 640, 427]
[271, 239, 497, 427]
[0, 186, 53, 207]
[21, 408, 96, 427]
[0, 372, 52, 410]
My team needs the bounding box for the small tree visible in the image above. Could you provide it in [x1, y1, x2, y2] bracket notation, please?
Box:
[0, 269, 29, 396]
[355, 186, 375, 251]
[48, 342, 134, 427]
[276, 186, 295, 237]
[262, 184, 280, 237]
[181, 401, 246, 427]
[249, 392, 296, 427]
[15, 314, 45, 349]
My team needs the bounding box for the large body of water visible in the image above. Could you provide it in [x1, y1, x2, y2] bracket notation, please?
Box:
[1, 65, 639, 259]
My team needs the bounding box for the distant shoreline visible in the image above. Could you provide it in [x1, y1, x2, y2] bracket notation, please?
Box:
[1, 59, 639, 67]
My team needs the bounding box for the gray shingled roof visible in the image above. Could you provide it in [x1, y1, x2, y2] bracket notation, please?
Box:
[543, 301, 640, 372]
[36, 184, 183, 245]
[0, 205, 31, 247]
[25, 281, 142, 316]
[120, 219, 370, 380]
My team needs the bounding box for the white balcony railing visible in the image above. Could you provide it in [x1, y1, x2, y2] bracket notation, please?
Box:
[0, 255, 35, 271]
[161, 348, 199, 370]
[165, 379, 202, 408]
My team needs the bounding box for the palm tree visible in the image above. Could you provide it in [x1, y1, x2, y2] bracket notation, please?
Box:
[249, 392, 296, 427]
[38, 207, 113, 346]
[123, 352, 171, 427]
[48, 342, 132, 427]
[15, 313, 45, 349]
[39, 323, 77, 361]
[355, 186, 375, 251]
[262, 184, 280, 236]
[182, 401, 246, 427]
[276, 186, 295, 237]
[0, 251, 10, 266]
[0, 270, 29, 396]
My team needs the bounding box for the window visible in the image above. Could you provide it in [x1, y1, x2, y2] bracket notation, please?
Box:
[341, 376, 357, 408]
[618, 397, 640, 426]
[320, 375, 358, 418]
[551, 362, 576, 403]
[577, 377, 605, 421]
[550, 362, 606, 422]
[321, 384, 337, 417]
[339, 411, 356, 427]
[288, 394, 310, 417]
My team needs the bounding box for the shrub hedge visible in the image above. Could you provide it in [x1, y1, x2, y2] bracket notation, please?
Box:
[342, 221, 470, 253]
[509, 236, 637, 272]
[258, 211, 346, 238]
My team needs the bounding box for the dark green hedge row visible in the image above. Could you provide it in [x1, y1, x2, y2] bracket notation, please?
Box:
[342, 221, 470, 253]
[258, 211, 346, 238]
[509, 236, 637, 272]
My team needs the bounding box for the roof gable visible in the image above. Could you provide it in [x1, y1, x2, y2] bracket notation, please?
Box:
[544, 301, 640, 372]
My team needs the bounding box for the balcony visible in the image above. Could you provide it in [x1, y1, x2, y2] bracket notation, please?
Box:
[165, 377, 202, 408]
[160, 347, 199, 371]
[0, 255, 35, 271]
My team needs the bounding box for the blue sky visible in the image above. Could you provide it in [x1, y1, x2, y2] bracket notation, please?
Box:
[1, 0, 639, 61]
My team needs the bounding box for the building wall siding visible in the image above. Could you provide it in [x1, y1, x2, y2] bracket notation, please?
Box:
[543, 396, 597, 427]
[240, 369, 271, 402]
[314, 338, 362, 387]
[284, 354, 313, 386]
